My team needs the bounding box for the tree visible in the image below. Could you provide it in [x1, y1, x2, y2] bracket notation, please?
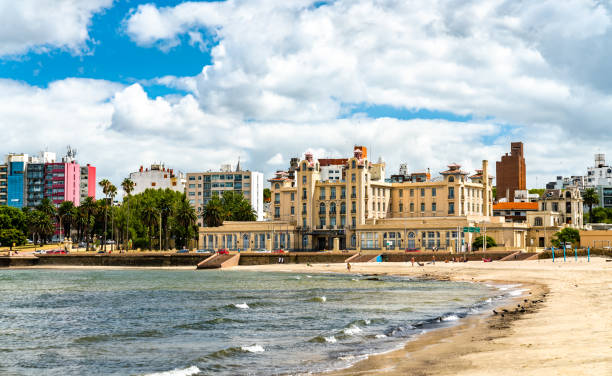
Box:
[263, 188, 271, 203]
[551, 228, 580, 248]
[57, 201, 76, 241]
[38, 198, 56, 218]
[472, 235, 496, 250]
[99, 179, 112, 251]
[492, 187, 497, 200]
[108, 184, 117, 250]
[141, 197, 159, 250]
[582, 188, 599, 223]
[80, 197, 97, 251]
[26, 210, 54, 246]
[202, 196, 226, 227]
[0, 206, 27, 234]
[157, 190, 174, 250]
[121, 178, 135, 250]
[172, 194, 198, 249]
[0, 229, 26, 250]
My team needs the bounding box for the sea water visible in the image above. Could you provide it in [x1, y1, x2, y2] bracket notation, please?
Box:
[0, 270, 512, 375]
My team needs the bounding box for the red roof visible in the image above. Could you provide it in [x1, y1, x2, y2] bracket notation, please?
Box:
[318, 158, 348, 167]
[493, 202, 538, 211]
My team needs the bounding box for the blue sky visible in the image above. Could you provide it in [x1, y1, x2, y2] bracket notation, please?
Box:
[1, 0, 611, 190]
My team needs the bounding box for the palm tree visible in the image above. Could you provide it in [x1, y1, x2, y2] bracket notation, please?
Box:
[202, 196, 226, 227]
[121, 178, 135, 250]
[98, 179, 111, 251]
[141, 198, 159, 251]
[173, 194, 197, 249]
[582, 188, 599, 223]
[57, 201, 76, 241]
[37, 197, 56, 242]
[80, 197, 97, 251]
[157, 190, 174, 250]
[108, 184, 117, 251]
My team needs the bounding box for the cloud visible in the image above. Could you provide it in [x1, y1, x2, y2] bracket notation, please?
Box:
[267, 153, 284, 165]
[0, 0, 113, 57]
[123, 0, 612, 138]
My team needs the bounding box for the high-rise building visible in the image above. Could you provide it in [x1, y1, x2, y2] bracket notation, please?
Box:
[6, 154, 28, 208]
[80, 164, 96, 203]
[44, 160, 82, 207]
[496, 142, 526, 202]
[25, 151, 57, 207]
[186, 163, 264, 223]
[129, 164, 186, 196]
[0, 162, 7, 206]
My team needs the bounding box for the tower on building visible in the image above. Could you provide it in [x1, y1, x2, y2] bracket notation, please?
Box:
[496, 142, 526, 202]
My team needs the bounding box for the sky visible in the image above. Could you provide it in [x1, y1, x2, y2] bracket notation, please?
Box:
[1, 0, 612, 196]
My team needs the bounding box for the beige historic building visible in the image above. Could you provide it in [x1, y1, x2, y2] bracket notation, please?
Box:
[199, 146, 540, 251]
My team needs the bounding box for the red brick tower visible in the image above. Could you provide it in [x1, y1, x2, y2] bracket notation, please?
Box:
[496, 142, 526, 202]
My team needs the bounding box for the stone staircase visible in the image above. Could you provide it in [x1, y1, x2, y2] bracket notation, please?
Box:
[345, 253, 381, 263]
[499, 251, 538, 261]
[196, 253, 240, 269]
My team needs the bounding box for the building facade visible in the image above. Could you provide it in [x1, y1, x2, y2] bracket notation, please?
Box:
[0, 162, 7, 205]
[80, 164, 96, 203]
[197, 147, 529, 252]
[129, 164, 186, 196]
[496, 142, 526, 202]
[6, 154, 28, 208]
[44, 161, 82, 207]
[186, 164, 264, 223]
[493, 202, 539, 223]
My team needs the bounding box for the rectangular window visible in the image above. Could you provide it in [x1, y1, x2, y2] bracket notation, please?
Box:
[432, 202, 436, 211]
[330, 187, 336, 199]
[290, 206, 295, 215]
[302, 176, 307, 184]
[410, 203, 414, 212]
[320, 187, 325, 199]
[410, 189, 414, 197]
[302, 188, 307, 200]
[291, 192, 295, 201]
[399, 203, 403, 212]
[448, 187, 454, 199]
[274, 193, 280, 204]
[302, 203, 307, 214]
[274, 207, 280, 217]
[432, 188, 436, 197]
[189, 176, 196, 181]
[188, 184, 195, 188]
[351, 173, 356, 182]
[448, 202, 455, 214]
[352, 217, 356, 227]
[351, 201, 356, 213]
[351, 186, 356, 198]
[341, 186, 346, 198]
[421, 188, 425, 197]
[399, 190, 403, 198]
[420, 203, 425, 212]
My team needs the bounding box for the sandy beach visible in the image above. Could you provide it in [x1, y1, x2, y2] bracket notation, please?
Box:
[238, 258, 612, 376]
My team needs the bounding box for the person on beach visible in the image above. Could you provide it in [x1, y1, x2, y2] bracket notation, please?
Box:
[347, 262, 351, 271]
[432, 255, 436, 264]
[411, 257, 415, 266]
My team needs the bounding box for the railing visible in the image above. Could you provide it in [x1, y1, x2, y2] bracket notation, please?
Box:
[340, 194, 346, 199]
[351, 193, 356, 198]
[330, 195, 336, 200]
[340, 210, 346, 214]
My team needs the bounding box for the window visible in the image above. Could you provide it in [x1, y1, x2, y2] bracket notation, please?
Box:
[340, 202, 346, 214]
[448, 176, 455, 182]
[552, 202, 558, 212]
[448, 202, 455, 214]
[534, 217, 543, 226]
[341, 186, 346, 198]
[275, 183, 280, 189]
[320, 187, 325, 199]
[410, 189, 414, 197]
[330, 187, 336, 199]
[399, 203, 403, 212]
[432, 202, 436, 211]
[352, 160, 356, 169]
[352, 201, 356, 213]
[319, 202, 326, 215]
[351, 186, 356, 198]
[410, 203, 414, 212]
[302, 176, 307, 184]
[302, 188, 307, 199]
[330, 216, 336, 227]
[448, 187, 455, 199]
[319, 217, 326, 227]
[274, 193, 280, 204]
[351, 173, 356, 182]
[542, 202, 547, 211]
[399, 190, 403, 198]
[352, 217, 356, 227]
[274, 207, 280, 218]
[302, 203, 307, 214]
[432, 188, 436, 197]
[189, 184, 195, 188]
[290, 192, 295, 201]
[421, 188, 425, 197]
[330, 202, 336, 214]
[291, 206, 295, 215]
[420, 203, 425, 212]
[189, 176, 196, 181]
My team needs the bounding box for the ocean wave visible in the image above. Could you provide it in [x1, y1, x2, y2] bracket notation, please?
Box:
[375, 334, 387, 339]
[343, 325, 362, 336]
[509, 289, 529, 296]
[241, 344, 265, 353]
[441, 314, 459, 321]
[74, 330, 163, 344]
[173, 318, 245, 330]
[294, 276, 301, 280]
[308, 296, 326, 303]
[143, 365, 200, 376]
[324, 336, 337, 343]
[234, 303, 249, 309]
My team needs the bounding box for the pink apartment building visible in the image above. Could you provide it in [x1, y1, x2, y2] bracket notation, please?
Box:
[45, 161, 82, 207]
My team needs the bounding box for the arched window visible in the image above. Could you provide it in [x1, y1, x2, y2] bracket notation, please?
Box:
[243, 234, 250, 248]
[330, 202, 336, 214]
[275, 183, 279, 189]
[566, 191, 571, 198]
[319, 202, 326, 215]
[534, 217, 543, 226]
[352, 160, 356, 169]
[340, 202, 346, 214]
[408, 232, 415, 238]
[448, 176, 455, 182]
[302, 162, 307, 169]
[407, 232, 416, 249]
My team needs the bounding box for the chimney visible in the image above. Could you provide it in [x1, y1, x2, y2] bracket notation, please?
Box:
[482, 160, 489, 216]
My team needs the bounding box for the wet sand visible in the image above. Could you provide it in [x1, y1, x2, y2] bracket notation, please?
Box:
[238, 258, 612, 376]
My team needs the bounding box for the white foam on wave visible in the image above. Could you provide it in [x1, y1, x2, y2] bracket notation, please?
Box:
[235, 303, 249, 309]
[441, 315, 459, 321]
[375, 334, 387, 339]
[486, 298, 492, 303]
[324, 336, 337, 343]
[306, 275, 312, 278]
[241, 344, 265, 353]
[144, 365, 201, 376]
[509, 289, 529, 296]
[294, 276, 301, 280]
[364, 319, 371, 325]
[343, 325, 363, 335]
[319, 296, 327, 302]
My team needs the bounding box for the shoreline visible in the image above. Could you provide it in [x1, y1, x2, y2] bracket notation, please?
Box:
[236, 258, 611, 376]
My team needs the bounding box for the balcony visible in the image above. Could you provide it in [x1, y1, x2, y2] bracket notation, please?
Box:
[351, 209, 356, 214]
[319, 210, 326, 215]
[351, 193, 357, 198]
[274, 200, 280, 204]
[340, 194, 346, 199]
[330, 195, 336, 200]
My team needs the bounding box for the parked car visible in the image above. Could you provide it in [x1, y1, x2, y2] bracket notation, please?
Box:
[47, 250, 68, 255]
[176, 249, 189, 254]
[217, 249, 230, 255]
[196, 249, 214, 254]
[33, 249, 46, 255]
[272, 249, 285, 253]
[405, 248, 420, 253]
[97, 250, 106, 254]
[254, 249, 270, 253]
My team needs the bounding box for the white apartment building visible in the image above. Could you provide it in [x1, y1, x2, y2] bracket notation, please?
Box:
[129, 164, 186, 195]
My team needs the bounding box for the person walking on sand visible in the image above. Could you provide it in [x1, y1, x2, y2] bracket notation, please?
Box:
[432, 255, 436, 265]
[411, 257, 415, 267]
[347, 262, 351, 272]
